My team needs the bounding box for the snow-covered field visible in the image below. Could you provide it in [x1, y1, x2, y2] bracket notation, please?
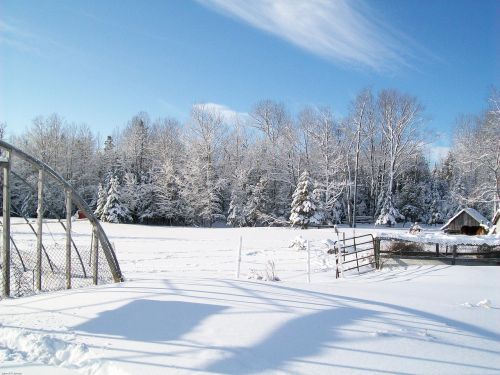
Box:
[1, 223, 499, 374]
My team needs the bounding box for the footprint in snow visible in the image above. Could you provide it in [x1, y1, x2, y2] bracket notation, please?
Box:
[370, 328, 436, 341]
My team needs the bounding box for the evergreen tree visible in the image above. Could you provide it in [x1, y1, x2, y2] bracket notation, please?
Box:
[94, 183, 107, 220]
[157, 164, 184, 225]
[310, 182, 327, 225]
[102, 176, 131, 223]
[245, 176, 272, 226]
[136, 174, 155, 223]
[121, 173, 140, 222]
[227, 170, 248, 227]
[398, 182, 423, 223]
[289, 170, 318, 228]
[375, 193, 403, 226]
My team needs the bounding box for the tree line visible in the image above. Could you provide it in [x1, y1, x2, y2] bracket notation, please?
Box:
[2, 87, 498, 227]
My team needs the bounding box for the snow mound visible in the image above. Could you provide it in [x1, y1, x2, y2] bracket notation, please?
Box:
[476, 299, 491, 308]
[460, 299, 492, 309]
[290, 235, 306, 250]
[0, 326, 111, 374]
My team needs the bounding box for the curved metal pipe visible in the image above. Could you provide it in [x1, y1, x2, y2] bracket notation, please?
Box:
[0, 140, 123, 282]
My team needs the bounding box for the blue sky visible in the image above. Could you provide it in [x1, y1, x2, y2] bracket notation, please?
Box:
[0, 0, 498, 156]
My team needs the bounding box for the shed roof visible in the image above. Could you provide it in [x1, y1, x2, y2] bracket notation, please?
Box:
[440, 207, 491, 231]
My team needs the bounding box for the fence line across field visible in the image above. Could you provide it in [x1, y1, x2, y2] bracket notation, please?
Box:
[234, 232, 379, 282]
[375, 235, 500, 266]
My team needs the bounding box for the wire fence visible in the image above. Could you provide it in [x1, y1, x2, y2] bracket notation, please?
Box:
[377, 236, 500, 266]
[1, 219, 114, 298]
[0, 140, 122, 299]
[234, 233, 377, 282]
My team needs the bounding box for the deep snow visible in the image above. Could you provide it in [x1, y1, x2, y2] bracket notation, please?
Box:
[0, 223, 499, 374]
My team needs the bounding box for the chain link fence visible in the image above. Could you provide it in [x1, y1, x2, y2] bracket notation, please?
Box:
[2, 219, 114, 298]
[0, 140, 122, 299]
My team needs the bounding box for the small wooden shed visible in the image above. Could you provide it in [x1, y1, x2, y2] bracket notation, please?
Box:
[441, 207, 491, 235]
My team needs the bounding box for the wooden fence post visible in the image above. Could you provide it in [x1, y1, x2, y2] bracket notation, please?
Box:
[92, 225, 99, 285]
[36, 168, 44, 291]
[452, 245, 457, 265]
[374, 238, 381, 270]
[334, 232, 344, 278]
[65, 189, 72, 289]
[435, 243, 439, 257]
[1, 149, 11, 298]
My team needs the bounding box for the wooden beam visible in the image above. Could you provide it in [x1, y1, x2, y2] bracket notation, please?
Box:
[36, 168, 44, 291]
[374, 238, 381, 269]
[65, 189, 72, 289]
[1, 149, 11, 297]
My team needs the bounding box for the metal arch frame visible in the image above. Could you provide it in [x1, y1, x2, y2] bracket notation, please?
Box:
[0, 139, 123, 296]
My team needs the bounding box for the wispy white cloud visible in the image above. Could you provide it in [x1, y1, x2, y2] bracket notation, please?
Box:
[194, 102, 248, 123]
[198, 0, 428, 71]
[0, 19, 79, 58]
[0, 20, 42, 55]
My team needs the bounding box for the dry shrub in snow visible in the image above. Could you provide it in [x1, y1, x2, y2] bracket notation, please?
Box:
[248, 260, 280, 282]
[387, 241, 424, 254]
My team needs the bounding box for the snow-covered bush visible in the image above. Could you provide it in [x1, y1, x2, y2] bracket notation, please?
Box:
[290, 235, 307, 251]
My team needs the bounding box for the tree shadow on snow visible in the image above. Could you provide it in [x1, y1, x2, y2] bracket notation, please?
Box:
[203, 279, 500, 374]
[74, 299, 227, 342]
[206, 306, 375, 374]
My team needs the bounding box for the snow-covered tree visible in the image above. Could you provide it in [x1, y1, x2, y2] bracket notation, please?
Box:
[330, 200, 343, 224]
[310, 182, 327, 225]
[251, 100, 297, 220]
[94, 183, 107, 220]
[449, 89, 500, 216]
[121, 172, 140, 221]
[375, 193, 403, 226]
[157, 164, 185, 224]
[227, 170, 248, 227]
[184, 104, 227, 226]
[375, 90, 425, 225]
[102, 176, 130, 223]
[298, 106, 346, 224]
[136, 175, 155, 223]
[245, 177, 272, 226]
[120, 112, 151, 179]
[290, 170, 318, 228]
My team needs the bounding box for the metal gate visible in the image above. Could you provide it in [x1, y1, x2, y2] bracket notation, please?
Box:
[335, 233, 378, 277]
